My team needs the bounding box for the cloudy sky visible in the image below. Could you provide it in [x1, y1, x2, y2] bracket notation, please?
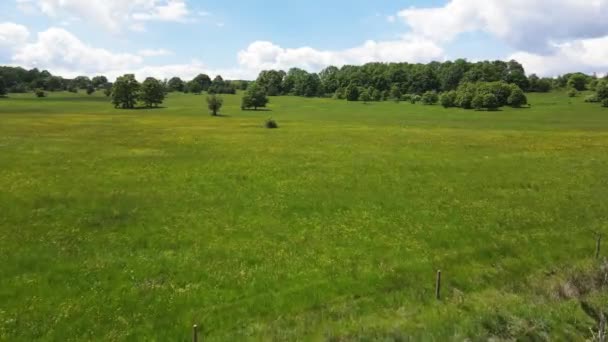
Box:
[0, 0, 607, 80]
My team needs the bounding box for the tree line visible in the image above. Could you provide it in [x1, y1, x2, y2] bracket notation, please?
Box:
[0, 66, 248, 97]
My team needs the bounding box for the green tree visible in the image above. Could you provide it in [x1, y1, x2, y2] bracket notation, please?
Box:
[187, 80, 203, 94]
[482, 93, 499, 111]
[206, 94, 223, 116]
[568, 89, 578, 97]
[86, 85, 95, 95]
[0, 76, 7, 96]
[140, 77, 166, 108]
[596, 81, 608, 100]
[256, 70, 285, 95]
[192, 74, 212, 91]
[34, 88, 46, 98]
[345, 84, 359, 101]
[92, 76, 108, 88]
[372, 89, 382, 102]
[111, 74, 140, 109]
[45, 76, 64, 91]
[472, 94, 484, 110]
[241, 82, 269, 110]
[359, 89, 371, 103]
[440, 91, 457, 108]
[421, 90, 439, 105]
[167, 77, 185, 92]
[567, 73, 587, 91]
[73, 76, 92, 89]
[507, 87, 527, 107]
[390, 85, 402, 102]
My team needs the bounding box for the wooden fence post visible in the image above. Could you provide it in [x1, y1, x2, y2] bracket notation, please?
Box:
[193, 324, 198, 342]
[436, 270, 442, 300]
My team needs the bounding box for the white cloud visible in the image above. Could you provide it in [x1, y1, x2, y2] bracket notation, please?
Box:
[132, 0, 190, 22]
[397, 0, 608, 53]
[510, 36, 608, 76]
[16, 0, 193, 32]
[0, 22, 30, 48]
[12, 28, 142, 75]
[237, 36, 444, 73]
[138, 48, 174, 57]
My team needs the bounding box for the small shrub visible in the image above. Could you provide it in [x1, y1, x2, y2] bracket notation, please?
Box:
[421, 91, 439, 105]
[585, 94, 599, 103]
[440, 91, 457, 108]
[410, 94, 421, 104]
[507, 87, 527, 108]
[264, 118, 278, 129]
[206, 94, 223, 116]
[568, 89, 578, 98]
[602, 98, 608, 108]
[34, 89, 46, 98]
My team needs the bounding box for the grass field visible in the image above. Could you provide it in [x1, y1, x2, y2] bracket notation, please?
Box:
[1, 91, 607, 340]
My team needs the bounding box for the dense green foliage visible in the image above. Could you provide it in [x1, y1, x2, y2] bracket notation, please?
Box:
[241, 82, 269, 110]
[0, 91, 607, 341]
[206, 94, 224, 115]
[111, 74, 140, 109]
[0, 76, 6, 96]
[255, 60, 533, 98]
[140, 77, 166, 108]
[208, 75, 237, 95]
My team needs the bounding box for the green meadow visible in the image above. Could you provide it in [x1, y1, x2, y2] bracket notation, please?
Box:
[1, 91, 607, 340]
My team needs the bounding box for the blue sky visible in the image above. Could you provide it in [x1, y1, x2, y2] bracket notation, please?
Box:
[0, 0, 607, 80]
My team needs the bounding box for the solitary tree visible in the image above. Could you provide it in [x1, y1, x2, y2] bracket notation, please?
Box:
[86, 85, 95, 95]
[111, 74, 140, 109]
[206, 94, 223, 116]
[140, 77, 166, 108]
[241, 82, 269, 110]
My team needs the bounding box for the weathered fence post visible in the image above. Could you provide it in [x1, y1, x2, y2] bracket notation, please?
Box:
[435, 270, 442, 300]
[597, 234, 602, 260]
[192, 324, 199, 342]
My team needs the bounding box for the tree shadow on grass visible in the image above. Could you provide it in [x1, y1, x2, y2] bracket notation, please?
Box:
[241, 108, 273, 112]
[126, 106, 167, 110]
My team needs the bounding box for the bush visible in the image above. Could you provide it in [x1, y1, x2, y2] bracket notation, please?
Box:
[345, 84, 359, 101]
[472, 94, 484, 110]
[568, 89, 578, 98]
[359, 89, 371, 103]
[507, 87, 527, 108]
[410, 94, 421, 104]
[483, 93, 500, 111]
[34, 89, 46, 98]
[602, 98, 608, 108]
[421, 91, 439, 105]
[206, 94, 223, 116]
[440, 91, 457, 108]
[264, 118, 278, 129]
[372, 89, 382, 102]
[585, 94, 600, 103]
